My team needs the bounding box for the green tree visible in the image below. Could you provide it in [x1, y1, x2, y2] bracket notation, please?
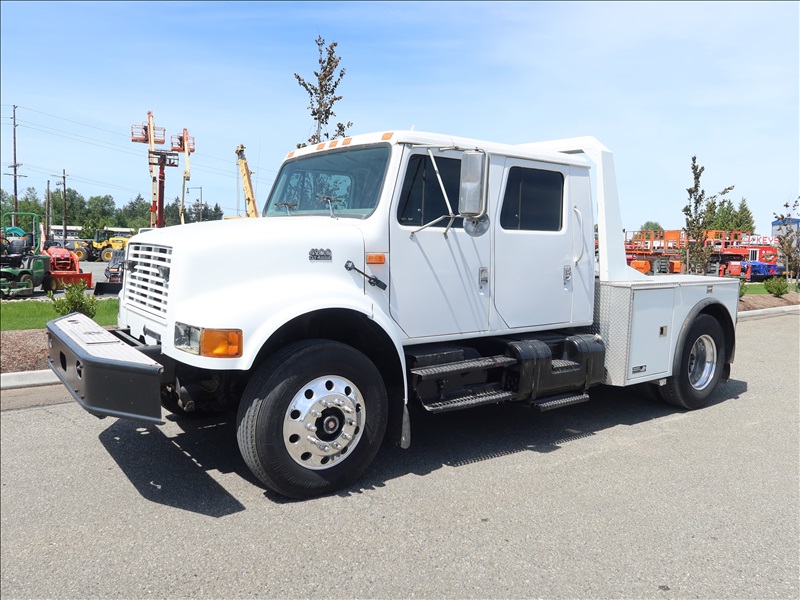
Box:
[682, 156, 734, 274]
[9, 187, 45, 232]
[50, 188, 87, 230]
[773, 198, 800, 291]
[0, 188, 13, 216]
[208, 202, 224, 221]
[118, 193, 151, 230]
[164, 196, 183, 226]
[710, 198, 736, 231]
[86, 194, 116, 225]
[295, 36, 353, 147]
[733, 198, 756, 234]
[639, 220, 663, 231]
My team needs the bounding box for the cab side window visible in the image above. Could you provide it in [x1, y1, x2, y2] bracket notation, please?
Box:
[397, 155, 463, 228]
[500, 167, 563, 231]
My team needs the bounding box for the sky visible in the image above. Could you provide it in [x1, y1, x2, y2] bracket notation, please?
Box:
[1, 1, 797, 234]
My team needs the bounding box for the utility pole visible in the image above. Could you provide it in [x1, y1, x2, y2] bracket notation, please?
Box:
[54, 170, 68, 246]
[4, 105, 27, 226]
[45, 180, 51, 237]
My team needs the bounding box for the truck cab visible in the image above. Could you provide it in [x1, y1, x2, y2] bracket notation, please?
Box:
[47, 131, 738, 499]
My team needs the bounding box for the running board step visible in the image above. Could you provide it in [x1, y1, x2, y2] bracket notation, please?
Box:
[551, 359, 581, 373]
[531, 393, 590, 412]
[422, 387, 516, 414]
[411, 355, 517, 381]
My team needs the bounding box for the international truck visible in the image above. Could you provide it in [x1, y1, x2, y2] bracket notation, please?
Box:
[46, 131, 739, 499]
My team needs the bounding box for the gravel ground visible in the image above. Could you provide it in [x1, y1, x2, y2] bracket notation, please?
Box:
[1, 292, 797, 374]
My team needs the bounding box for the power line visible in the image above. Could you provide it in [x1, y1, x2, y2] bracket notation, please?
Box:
[3, 105, 279, 201]
[12, 104, 279, 171]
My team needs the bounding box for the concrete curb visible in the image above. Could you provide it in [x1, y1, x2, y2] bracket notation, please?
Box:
[1, 305, 797, 391]
[736, 304, 799, 321]
[1, 369, 60, 390]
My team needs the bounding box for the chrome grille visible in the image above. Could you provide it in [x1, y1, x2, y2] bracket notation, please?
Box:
[125, 243, 172, 316]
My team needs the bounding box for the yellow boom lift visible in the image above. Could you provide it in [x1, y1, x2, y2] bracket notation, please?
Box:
[236, 145, 260, 218]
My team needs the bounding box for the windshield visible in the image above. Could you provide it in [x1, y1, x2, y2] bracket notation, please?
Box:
[263, 145, 390, 218]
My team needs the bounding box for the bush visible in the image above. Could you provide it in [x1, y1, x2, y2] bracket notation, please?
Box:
[48, 280, 98, 318]
[763, 276, 789, 298]
[739, 279, 746, 299]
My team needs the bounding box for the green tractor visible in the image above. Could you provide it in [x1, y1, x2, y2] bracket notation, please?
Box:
[1, 213, 51, 298]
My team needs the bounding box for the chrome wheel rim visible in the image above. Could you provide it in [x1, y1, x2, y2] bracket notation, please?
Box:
[688, 334, 717, 391]
[283, 375, 364, 470]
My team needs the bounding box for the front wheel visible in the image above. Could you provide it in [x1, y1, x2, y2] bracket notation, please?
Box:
[237, 340, 388, 499]
[41, 276, 59, 293]
[101, 248, 113, 261]
[659, 314, 725, 410]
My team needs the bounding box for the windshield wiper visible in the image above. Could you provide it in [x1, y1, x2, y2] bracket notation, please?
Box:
[275, 202, 297, 216]
[316, 195, 341, 219]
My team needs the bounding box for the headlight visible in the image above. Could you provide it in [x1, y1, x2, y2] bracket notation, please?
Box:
[174, 322, 200, 355]
[174, 322, 242, 358]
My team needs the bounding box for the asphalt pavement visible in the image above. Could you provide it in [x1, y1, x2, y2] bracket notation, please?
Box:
[1, 310, 798, 599]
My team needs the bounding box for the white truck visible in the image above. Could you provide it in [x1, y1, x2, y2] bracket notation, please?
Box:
[47, 131, 739, 499]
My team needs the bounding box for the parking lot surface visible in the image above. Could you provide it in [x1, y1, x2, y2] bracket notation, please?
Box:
[1, 314, 798, 599]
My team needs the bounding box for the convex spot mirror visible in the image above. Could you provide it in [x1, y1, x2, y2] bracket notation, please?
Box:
[458, 150, 486, 217]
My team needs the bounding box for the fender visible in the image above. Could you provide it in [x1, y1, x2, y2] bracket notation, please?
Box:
[157, 271, 409, 381]
[671, 297, 736, 382]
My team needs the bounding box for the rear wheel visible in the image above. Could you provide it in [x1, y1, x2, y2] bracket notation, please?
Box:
[659, 314, 725, 410]
[18, 273, 33, 288]
[101, 248, 114, 261]
[237, 340, 388, 499]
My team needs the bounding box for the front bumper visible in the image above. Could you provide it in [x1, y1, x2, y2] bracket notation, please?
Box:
[47, 313, 166, 424]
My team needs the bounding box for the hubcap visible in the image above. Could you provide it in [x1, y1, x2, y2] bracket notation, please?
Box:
[283, 375, 364, 470]
[688, 334, 717, 391]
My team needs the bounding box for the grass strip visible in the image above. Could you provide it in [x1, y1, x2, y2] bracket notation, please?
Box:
[1, 299, 118, 331]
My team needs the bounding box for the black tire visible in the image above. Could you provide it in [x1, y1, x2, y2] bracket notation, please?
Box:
[101, 249, 113, 262]
[41, 276, 58, 292]
[74, 248, 86, 261]
[237, 340, 388, 499]
[18, 273, 33, 288]
[659, 314, 725, 410]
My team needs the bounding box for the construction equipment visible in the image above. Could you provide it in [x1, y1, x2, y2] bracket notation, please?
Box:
[1, 213, 94, 297]
[1, 212, 48, 297]
[41, 241, 93, 291]
[624, 229, 783, 276]
[235, 144, 260, 218]
[94, 249, 125, 296]
[172, 129, 196, 225]
[72, 228, 133, 262]
[132, 111, 189, 228]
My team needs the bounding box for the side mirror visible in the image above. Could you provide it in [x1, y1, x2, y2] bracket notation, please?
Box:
[458, 150, 486, 217]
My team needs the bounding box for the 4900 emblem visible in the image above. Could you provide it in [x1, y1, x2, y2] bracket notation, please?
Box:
[309, 248, 332, 262]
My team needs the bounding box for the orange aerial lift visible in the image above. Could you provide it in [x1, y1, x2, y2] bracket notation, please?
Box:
[131, 111, 186, 228]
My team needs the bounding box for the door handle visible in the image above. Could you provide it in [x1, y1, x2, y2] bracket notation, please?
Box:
[573, 206, 585, 265]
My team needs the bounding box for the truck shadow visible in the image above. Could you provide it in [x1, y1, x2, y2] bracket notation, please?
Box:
[98, 413, 255, 517]
[97, 379, 747, 512]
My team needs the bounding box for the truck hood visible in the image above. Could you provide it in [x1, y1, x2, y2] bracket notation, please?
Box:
[125, 217, 367, 322]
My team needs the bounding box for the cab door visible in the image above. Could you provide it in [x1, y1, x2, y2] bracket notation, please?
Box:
[493, 160, 573, 328]
[389, 149, 491, 338]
